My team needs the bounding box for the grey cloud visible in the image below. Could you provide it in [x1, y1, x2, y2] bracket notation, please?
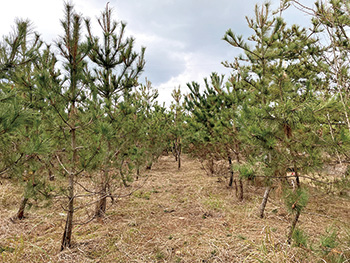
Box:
[142, 48, 186, 85]
[91, 0, 316, 95]
[109, 0, 255, 86]
[1, 0, 317, 104]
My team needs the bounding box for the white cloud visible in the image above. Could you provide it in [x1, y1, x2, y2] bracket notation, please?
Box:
[1, 0, 317, 106]
[155, 51, 231, 106]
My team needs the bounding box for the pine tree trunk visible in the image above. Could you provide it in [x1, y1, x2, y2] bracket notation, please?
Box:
[172, 142, 178, 161]
[61, 120, 77, 250]
[96, 139, 112, 219]
[61, 172, 74, 251]
[173, 139, 181, 169]
[16, 196, 28, 220]
[259, 186, 272, 218]
[136, 167, 140, 180]
[209, 158, 214, 175]
[239, 178, 244, 201]
[95, 190, 106, 219]
[176, 142, 181, 170]
[287, 170, 302, 244]
[233, 143, 242, 199]
[48, 168, 55, 181]
[120, 160, 129, 187]
[234, 180, 238, 198]
[95, 169, 108, 219]
[174, 150, 178, 162]
[287, 209, 301, 244]
[228, 155, 234, 187]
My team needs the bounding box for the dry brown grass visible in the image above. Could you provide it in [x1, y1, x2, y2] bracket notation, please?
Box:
[1, 155, 350, 262]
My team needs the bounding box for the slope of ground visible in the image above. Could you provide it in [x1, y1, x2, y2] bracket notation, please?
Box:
[0, 155, 349, 262]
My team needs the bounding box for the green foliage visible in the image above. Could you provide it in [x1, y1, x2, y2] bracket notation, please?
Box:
[233, 163, 255, 180]
[133, 190, 151, 200]
[320, 227, 339, 253]
[284, 187, 309, 213]
[0, 19, 56, 213]
[292, 228, 309, 248]
[85, 3, 145, 103]
[169, 86, 186, 167]
[185, 73, 240, 168]
[23, 176, 53, 200]
[1, 0, 350, 255]
[223, 2, 330, 184]
[0, 19, 41, 78]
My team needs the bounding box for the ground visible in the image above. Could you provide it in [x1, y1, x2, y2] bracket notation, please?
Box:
[0, 155, 349, 262]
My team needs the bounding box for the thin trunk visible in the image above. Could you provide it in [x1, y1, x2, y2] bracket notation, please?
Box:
[48, 168, 55, 181]
[234, 180, 238, 198]
[287, 209, 301, 244]
[228, 155, 234, 187]
[294, 165, 300, 188]
[120, 159, 129, 187]
[176, 142, 181, 169]
[287, 167, 302, 244]
[259, 186, 272, 218]
[136, 167, 140, 180]
[48, 159, 55, 181]
[61, 172, 74, 251]
[16, 196, 28, 220]
[95, 169, 108, 218]
[209, 158, 214, 176]
[61, 113, 77, 250]
[146, 161, 152, 170]
[173, 142, 177, 161]
[233, 143, 243, 200]
[95, 191, 107, 219]
[96, 141, 112, 219]
[228, 174, 234, 188]
[239, 178, 244, 201]
[174, 149, 178, 161]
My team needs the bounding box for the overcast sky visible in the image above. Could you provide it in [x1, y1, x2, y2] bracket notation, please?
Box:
[0, 0, 315, 105]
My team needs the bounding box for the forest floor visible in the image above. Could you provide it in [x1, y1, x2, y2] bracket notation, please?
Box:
[0, 155, 350, 262]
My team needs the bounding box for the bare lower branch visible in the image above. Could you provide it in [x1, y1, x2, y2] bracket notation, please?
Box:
[56, 154, 72, 175]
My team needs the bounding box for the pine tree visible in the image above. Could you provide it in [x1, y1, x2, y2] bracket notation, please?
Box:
[185, 73, 244, 198]
[133, 80, 169, 170]
[0, 19, 42, 174]
[170, 86, 185, 169]
[223, 2, 331, 240]
[311, 0, 350, 161]
[0, 19, 54, 220]
[54, 2, 92, 250]
[85, 3, 145, 218]
[185, 74, 225, 175]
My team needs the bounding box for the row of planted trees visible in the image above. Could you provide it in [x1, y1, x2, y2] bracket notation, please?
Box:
[0, 2, 182, 251]
[1, 0, 350, 252]
[180, 0, 350, 244]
